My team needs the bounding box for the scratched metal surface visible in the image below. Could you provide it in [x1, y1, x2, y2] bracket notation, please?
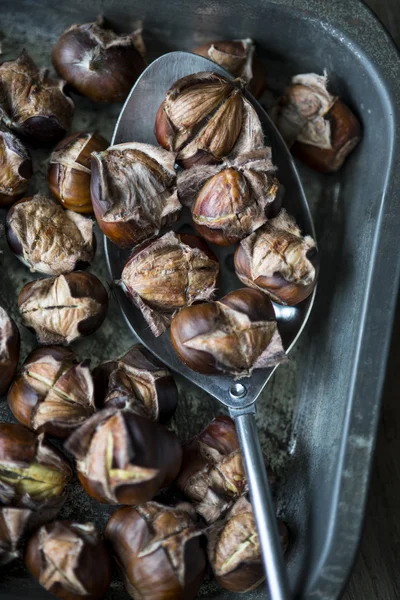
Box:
[0, 1, 400, 599]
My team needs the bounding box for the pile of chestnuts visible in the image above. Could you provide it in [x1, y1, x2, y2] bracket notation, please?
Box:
[0, 11, 362, 600]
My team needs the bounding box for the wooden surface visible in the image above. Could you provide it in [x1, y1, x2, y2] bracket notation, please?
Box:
[343, 3, 400, 597]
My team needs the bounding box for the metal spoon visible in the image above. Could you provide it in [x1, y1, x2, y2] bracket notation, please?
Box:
[105, 51, 316, 600]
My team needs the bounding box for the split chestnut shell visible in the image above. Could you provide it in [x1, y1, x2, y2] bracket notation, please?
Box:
[0, 307, 20, 397]
[0, 129, 32, 207]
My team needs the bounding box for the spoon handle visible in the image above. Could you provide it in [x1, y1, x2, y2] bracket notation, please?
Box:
[231, 407, 291, 600]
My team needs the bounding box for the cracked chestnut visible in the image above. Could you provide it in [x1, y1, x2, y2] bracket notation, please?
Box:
[65, 408, 182, 505]
[18, 271, 108, 345]
[6, 194, 95, 275]
[0, 307, 20, 397]
[8, 346, 95, 438]
[105, 502, 206, 600]
[234, 209, 319, 305]
[170, 288, 286, 378]
[0, 128, 32, 207]
[48, 131, 108, 214]
[93, 344, 177, 422]
[0, 507, 32, 566]
[155, 71, 264, 168]
[26, 521, 111, 600]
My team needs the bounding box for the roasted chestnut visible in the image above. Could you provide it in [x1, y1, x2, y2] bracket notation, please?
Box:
[52, 17, 146, 103]
[8, 346, 95, 438]
[177, 147, 281, 245]
[93, 344, 178, 422]
[177, 415, 275, 523]
[121, 231, 219, 336]
[194, 39, 267, 98]
[170, 288, 286, 378]
[0, 307, 20, 397]
[6, 195, 95, 275]
[105, 502, 206, 600]
[25, 521, 112, 600]
[65, 408, 182, 505]
[0, 423, 71, 510]
[0, 51, 73, 142]
[18, 272, 108, 345]
[0, 128, 32, 207]
[208, 497, 288, 592]
[234, 209, 319, 305]
[0, 507, 32, 566]
[155, 72, 264, 168]
[273, 72, 361, 173]
[48, 131, 108, 214]
[91, 142, 181, 248]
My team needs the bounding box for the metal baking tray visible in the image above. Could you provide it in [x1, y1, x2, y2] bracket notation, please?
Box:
[1, 0, 400, 598]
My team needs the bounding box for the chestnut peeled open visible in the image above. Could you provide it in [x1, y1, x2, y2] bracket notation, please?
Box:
[121, 231, 219, 336]
[155, 71, 264, 168]
[48, 131, 108, 214]
[170, 288, 286, 378]
[65, 408, 182, 505]
[178, 147, 281, 245]
[234, 209, 319, 305]
[208, 497, 289, 592]
[52, 17, 146, 103]
[0, 51, 73, 142]
[105, 502, 206, 600]
[8, 346, 95, 438]
[6, 195, 95, 275]
[25, 521, 111, 600]
[0, 307, 20, 397]
[0, 507, 32, 566]
[273, 72, 361, 173]
[18, 271, 108, 345]
[93, 344, 178, 422]
[91, 142, 181, 248]
[194, 39, 267, 98]
[0, 128, 32, 208]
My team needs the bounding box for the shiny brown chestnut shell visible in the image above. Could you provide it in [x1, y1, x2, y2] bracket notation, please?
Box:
[18, 271, 108, 345]
[52, 18, 146, 103]
[170, 288, 286, 378]
[154, 71, 264, 169]
[0, 307, 20, 397]
[0, 129, 32, 207]
[8, 346, 95, 438]
[6, 195, 95, 276]
[93, 344, 178, 422]
[194, 39, 266, 98]
[48, 131, 108, 214]
[234, 209, 319, 306]
[105, 502, 206, 600]
[65, 408, 182, 505]
[25, 521, 111, 600]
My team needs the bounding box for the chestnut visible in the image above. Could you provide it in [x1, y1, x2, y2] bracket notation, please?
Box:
[0, 507, 32, 566]
[234, 209, 319, 305]
[52, 17, 146, 103]
[6, 194, 95, 276]
[194, 39, 267, 98]
[65, 408, 182, 505]
[274, 72, 361, 173]
[0, 51, 73, 142]
[0, 128, 32, 207]
[91, 142, 181, 248]
[208, 497, 289, 592]
[170, 288, 286, 378]
[177, 415, 275, 523]
[48, 131, 108, 214]
[18, 271, 108, 345]
[0, 307, 20, 397]
[25, 521, 111, 600]
[105, 502, 206, 600]
[93, 344, 178, 422]
[0, 423, 72, 509]
[154, 72, 264, 169]
[8, 346, 95, 438]
[121, 231, 219, 336]
[177, 147, 281, 246]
